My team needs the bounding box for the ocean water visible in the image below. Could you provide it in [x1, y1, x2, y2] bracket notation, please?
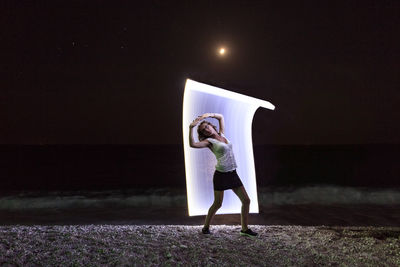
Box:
[0, 144, 399, 193]
[1, 145, 400, 226]
[1, 186, 400, 226]
[1, 186, 400, 211]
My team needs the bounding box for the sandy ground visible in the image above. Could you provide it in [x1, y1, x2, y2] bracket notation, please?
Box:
[0, 224, 399, 266]
[1, 189, 400, 266]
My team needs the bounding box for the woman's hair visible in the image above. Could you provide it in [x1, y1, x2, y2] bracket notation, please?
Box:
[197, 121, 218, 141]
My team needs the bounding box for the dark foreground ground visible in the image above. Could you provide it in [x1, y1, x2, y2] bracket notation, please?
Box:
[1, 188, 400, 266]
[1, 224, 400, 266]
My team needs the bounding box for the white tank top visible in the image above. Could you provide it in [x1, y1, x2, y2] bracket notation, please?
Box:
[206, 133, 237, 172]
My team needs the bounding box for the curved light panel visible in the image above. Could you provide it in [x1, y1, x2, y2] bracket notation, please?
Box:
[182, 79, 275, 216]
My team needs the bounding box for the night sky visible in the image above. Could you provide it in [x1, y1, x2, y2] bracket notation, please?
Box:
[2, 1, 399, 145]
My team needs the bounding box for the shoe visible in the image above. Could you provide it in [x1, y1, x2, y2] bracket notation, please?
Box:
[202, 227, 210, 234]
[240, 228, 258, 237]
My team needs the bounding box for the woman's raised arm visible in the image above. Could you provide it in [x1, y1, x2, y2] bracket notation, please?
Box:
[189, 117, 210, 148]
[211, 113, 225, 135]
[193, 113, 225, 134]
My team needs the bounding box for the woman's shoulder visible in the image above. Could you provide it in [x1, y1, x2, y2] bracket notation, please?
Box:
[206, 137, 215, 143]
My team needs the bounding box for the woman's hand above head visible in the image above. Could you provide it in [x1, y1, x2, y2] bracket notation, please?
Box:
[199, 113, 219, 119]
[190, 113, 222, 128]
[189, 117, 202, 128]
[190, 114, 209, 128]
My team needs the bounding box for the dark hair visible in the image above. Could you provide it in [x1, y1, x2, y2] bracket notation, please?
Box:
[197, 121, 218, 141]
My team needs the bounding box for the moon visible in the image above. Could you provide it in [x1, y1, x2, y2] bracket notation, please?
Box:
[218, 47, 226, 56]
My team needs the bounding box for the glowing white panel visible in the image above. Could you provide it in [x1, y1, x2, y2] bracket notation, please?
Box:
[182, 79, 275, 216]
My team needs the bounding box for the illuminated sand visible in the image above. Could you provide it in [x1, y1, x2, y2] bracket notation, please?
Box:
[1, 225, 399, 266]
[182, 79, 275, 216]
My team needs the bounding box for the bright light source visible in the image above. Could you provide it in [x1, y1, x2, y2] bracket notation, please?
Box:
[219, 47, 225, 55]
[182, 79, 275, 216]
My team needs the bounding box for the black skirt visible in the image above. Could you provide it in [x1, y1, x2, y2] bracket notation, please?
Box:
[213, 169, 244, 191]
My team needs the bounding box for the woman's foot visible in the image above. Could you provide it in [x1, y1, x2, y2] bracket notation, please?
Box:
[240, 228, 258, 237]
[202, 226, 210, 234]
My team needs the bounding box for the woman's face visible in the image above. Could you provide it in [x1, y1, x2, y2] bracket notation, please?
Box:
[199, 123, 215, 137]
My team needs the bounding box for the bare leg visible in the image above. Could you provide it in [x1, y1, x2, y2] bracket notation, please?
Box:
[204, 190, 224, 228]
[232, 186, 251, 231]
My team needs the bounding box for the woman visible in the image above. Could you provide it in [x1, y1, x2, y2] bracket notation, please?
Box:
[189, 113, 258, 237]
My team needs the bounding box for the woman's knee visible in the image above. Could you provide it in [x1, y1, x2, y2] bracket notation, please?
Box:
[212, 201, 222, 209]
[242, 198, 250, 206]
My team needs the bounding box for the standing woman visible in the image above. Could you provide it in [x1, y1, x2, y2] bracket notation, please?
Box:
[189, 113, 258, 237]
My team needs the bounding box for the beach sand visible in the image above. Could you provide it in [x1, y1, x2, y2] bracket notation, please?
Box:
[1, 188, 400, 265]
[1, 224, 399, 266]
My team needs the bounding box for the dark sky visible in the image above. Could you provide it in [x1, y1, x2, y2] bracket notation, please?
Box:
[1, 1, 399, 145]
